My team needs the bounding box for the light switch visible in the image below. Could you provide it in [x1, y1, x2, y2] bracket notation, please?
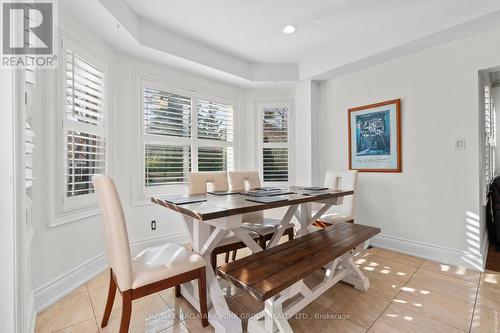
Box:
[455, 137, 466, 151]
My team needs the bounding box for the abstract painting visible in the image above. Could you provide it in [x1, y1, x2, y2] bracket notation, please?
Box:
[348, 99, 401, 172]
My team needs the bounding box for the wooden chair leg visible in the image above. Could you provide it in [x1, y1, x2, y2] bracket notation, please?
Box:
[224, 251, 230, 263]
[288, 229, 294, 241]
[100, 269, 116, 328]
[210, 252, 217, 271]
[119, 290, 132, 333]
[231, 250, 237, 261]
[197, 268, 209, 327]
[258, 236, 266, 249]
[175, 285, 181, 297]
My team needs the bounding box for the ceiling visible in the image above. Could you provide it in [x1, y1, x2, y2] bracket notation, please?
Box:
[125, 0, 500, 64]
[64, 0, 500, 85]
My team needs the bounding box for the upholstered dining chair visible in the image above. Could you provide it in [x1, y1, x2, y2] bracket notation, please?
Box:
[314, 169, 358, 226]
[188, 171, 264, 269]
[226, 171, 294, 261]
[92, 175, 208, 332]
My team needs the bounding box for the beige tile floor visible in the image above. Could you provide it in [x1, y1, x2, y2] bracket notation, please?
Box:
[35, 247, 500, 333]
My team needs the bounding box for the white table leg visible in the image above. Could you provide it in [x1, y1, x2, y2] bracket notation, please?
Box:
[182, 217, 243, 333]
[297, 202, 312, 237]
[267, 204, 298, 248]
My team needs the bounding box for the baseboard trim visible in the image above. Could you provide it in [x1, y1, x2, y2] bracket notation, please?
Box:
[33, 231, 190, 314]
[370, 232, 488, 272]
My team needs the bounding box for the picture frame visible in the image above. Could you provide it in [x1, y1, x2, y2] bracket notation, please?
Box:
[348, 99, 401, 172]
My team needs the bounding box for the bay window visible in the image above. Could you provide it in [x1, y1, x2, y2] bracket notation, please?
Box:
[142, 81, 235, 195]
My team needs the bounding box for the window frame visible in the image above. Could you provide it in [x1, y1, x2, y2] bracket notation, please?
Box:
[256, 100, 294, 186]
[49, 34, 111, 226]
[140, 79, 236, 197]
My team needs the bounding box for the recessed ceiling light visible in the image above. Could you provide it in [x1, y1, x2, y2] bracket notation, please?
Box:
[283, 25, 296, 34]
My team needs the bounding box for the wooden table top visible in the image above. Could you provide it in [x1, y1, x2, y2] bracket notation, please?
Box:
[217, 222, 381, 301]
[151, 186, 353, 221]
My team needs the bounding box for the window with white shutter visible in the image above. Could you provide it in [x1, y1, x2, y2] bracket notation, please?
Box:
[24, 68, 36, 232]
[64, 47, 106, 201]
[260, 104, 291, 183]
[142, 81, 235, 194]
[485, 81, 496, 196]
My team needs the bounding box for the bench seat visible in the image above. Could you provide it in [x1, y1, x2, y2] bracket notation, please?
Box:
[217, 222, 380, 333]
[217, 222, 380, 301]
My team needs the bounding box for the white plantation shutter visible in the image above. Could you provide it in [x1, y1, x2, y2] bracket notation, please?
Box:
[263, 148, 288, 182]
[66, 50, 105, 127]
[144, 88, 191, 138]
[261, 105, 290, 183]
[24, 68, 37, 231]
[145, 144, 191, 186]
[198, 147, 233, 172]
[263, 107, 288, 143]
[25, 68, 36, 192]
[64, 47, 106, 198]
[141, 82, 235, 191]
[197, 100, 233, 141]
[66, 131, 106, 196]
[485, 83, 495, 194]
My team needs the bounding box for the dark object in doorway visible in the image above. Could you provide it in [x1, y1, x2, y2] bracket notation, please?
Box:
[487, 176, 500, 251]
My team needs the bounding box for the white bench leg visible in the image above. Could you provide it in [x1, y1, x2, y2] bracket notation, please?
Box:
[248, 291, 295, 333]
[248, 248, 372, 333]
[341, 251, 370, 291]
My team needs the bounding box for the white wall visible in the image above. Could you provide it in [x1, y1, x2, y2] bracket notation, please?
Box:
[316, 26, 500, 270]
[0, 69, 16, 333]
[31, 14, 296, 312]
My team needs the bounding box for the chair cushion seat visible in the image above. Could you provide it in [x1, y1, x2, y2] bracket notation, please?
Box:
[241, 218, 289, 236]
[131, 243, 205, 289]
[318, 213, 353, 224]
[217, 230, 260, 247]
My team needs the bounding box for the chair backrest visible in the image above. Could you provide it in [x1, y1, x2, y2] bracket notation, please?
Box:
[324, 170, 358, 218]
[228, 171, 264, 220]
[188, 171, 229, 195]
[92, 175, 133, 291]
[228, 171, 261, 191]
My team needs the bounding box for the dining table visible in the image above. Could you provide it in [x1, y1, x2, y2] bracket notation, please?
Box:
[151, 186, 354, 333]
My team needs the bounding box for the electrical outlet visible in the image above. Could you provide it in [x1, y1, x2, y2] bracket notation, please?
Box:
[151, 220, 156, 231]
[455, 137, 466, 151]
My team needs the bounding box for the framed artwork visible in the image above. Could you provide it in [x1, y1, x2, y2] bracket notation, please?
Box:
[348, 99, 401, 172]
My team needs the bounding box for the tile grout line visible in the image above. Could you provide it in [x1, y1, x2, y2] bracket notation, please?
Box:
[468, 272, 482, 333]
[365, 257, 425, 332]
[308, 299, 365, 330]
[86, 282, 101, 331]
[309, 249, 387, 331]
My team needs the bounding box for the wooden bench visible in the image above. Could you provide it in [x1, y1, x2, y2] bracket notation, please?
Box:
[217, 222, 381, 333]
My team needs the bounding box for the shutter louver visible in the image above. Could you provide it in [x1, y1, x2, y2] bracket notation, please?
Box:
[197, 100, 233, 141]
[144, 88, 192, 138]
[263, 148, 288, 182]
[66, 50, 105, 127]
[145, 144, 191, 186]
[485, 83, 495, 192]
[263, 107, 288, 143]
[198, 147, 233, 172]
[25, 68, 36, 192]
[66, 131, 106, 197]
